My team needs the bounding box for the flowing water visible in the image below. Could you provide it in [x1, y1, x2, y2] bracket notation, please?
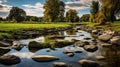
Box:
[0, 26, 120, 67]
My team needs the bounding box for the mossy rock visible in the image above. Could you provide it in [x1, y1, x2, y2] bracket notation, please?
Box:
[28, 41, 44, 49]
[0, 48, 10, 56]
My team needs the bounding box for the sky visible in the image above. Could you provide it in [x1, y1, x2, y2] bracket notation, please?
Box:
[0, 0, 97, 18]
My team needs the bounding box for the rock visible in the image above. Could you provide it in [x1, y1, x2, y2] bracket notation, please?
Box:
[55, 40, 73, 48]
[80, 34, 84, 36]
[101, 43, 112, 47]
[96, 56, 106, 60]
[110, 36, 120, 45]
[75, 41, 89, 47]
[74, 50, 82, 53]
[92, 30, 99, 34]
[98, 34, 112, 42]
[0, 41, 11, 47]
[104, 30, 114, 35]
[28, 41, 44, 49]
[79, 59, 99, 67]
[0, 47, 10, 55]
[66, 53, 74, 57]
[32, 55, 59, 62]
[84, 45, 98, 52]
[49, 35, 65, 39]
[71, 39, 79, 43]
[62, 50, 73, 54]
[84, 38, 91, 40]
[53, 62, 68, 67]
[0, 55, 21, 65]
[12, 44, 24, 51]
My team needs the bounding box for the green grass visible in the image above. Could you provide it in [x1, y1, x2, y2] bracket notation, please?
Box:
[80, 21, 120, 31]
[0, 22, 70, 39]
[0, 23, 70, 32]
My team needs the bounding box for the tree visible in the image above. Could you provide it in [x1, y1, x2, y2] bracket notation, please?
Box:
[0, 17, 3, 21]
[90, 1, 99, 23]
[80, 14, 90, 22]
[26, 16, 43, 22]
[7, 7, 26, 22]
[66, 9, 79, 22]
[43, 0, 65, 22]
[58, 1, 65, 22]
[100, 0, 120, 22]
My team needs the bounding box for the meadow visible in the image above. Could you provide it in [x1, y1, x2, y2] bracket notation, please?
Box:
[0, 21, 120, 39]
[0, 23, 70, 39]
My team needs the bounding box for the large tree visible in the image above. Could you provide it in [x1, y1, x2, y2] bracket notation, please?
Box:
[100, 0, 120, 22]
[66, 9, 79, 22]
[7, 7, 26, 22]
[58, 1, 65, 22]
[80, 14, 90, 22]
[90, 1, 99, 23]
[43, 0, 65, 22]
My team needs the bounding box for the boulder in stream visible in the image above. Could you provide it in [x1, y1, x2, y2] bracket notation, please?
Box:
[0, 41, 11, 47]
[79, 59, 99, 67]
[0, 55, 21, 65]
[32, 55, 59, 62]
[0, 47, 10, 55]
[83, 45, 98, 52]
[110, 36, 120, 45]
[98, 34, 112, 42]
[53, 62, 68, 67]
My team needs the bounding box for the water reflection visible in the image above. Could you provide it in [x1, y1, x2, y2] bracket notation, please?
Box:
[9, 52, 34, 59]
[13, 37, 45, 45]
[101, 45, 120, 67]
[2, 28, 119, 67]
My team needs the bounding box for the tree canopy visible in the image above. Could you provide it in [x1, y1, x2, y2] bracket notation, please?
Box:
[7, 7, 26, 22]
[90, 1, 99, 23]
[43, 0, 65, 22]
[100, 0, 120, 22]
[80, 14, 90, 22]
[66, 9, 79, 22]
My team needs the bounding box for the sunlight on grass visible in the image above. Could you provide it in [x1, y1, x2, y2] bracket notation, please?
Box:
[0, 23, 70, 32]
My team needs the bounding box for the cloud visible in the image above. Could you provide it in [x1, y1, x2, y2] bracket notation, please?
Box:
[0, 0, 7, 4]
[65, 0, 97, 11]
[22, 2, 44, 17]
[0, 4, 11, 12]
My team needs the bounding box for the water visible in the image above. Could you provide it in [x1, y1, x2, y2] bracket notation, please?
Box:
[0, 26, 119, 67]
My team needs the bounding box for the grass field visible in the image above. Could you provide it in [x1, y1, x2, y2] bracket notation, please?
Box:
[0, 21, 120, 39]
[0, 23, 70, 39]
[79, 21, 120, 31]
[0, 23, 70, 32]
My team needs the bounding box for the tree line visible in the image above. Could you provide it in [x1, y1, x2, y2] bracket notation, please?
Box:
[0, 0, 120, 23]
[90, 0, 120, 24]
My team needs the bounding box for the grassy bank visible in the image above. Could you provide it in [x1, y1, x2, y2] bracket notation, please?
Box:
[0, 23, 70, 31]
[79, 21, 120, 31]
[0, 23, 70, 39]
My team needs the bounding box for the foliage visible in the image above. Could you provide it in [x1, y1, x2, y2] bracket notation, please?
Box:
[100, 0, 120, 22]
[0, 17, 3, 21]
[7, 7, 26, 22]
[58, 1, 65, 22]
[43, 0, 65, 22]
[25, 16, 43, 22]
[90, 1, 99, 23]
[66, 9, 79, 22]
[80, 14, 90, 22]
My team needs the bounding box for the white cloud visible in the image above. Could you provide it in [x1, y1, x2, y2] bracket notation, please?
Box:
[65, 0, 97, 11]
[0, 0, 7, 4]
[0, 4, 11, 12]
[22, 2, 44, 17]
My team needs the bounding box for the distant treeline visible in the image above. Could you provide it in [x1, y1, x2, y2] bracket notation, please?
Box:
[0, 0, 120, 23]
